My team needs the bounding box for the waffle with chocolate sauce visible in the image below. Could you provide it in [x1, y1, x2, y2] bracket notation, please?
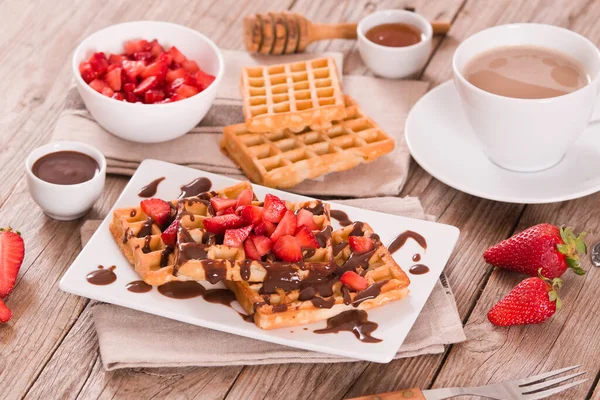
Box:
[226, 221, 410, 330]
[222, 95, 395, 189]
[110, 182, 335, 287]
[240, 57, 346, 133]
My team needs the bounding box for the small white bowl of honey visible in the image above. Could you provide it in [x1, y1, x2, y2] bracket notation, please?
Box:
[357, 9, 432, 79]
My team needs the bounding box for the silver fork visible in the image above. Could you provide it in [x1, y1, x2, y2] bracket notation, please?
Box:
[346, 365, 587, 400]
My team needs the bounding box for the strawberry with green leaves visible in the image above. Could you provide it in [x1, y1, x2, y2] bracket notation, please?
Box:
[483, 224, 587, 279]
[488, 273, 562, 326]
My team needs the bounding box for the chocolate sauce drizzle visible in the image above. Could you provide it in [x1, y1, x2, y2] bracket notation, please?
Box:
[303, 201, 325, 216]
[142, 236, 152, 253]
[314, 310, 382, 343]
[138, 177, 165, 197]
[86, 265, 116, 285]
[137, 218, 154, 238]
[352, 281, 388, 306]
[388, 230, 427, 254]
[160, 246, 174, 268]
[179, 177, 212, 198]
[330, 210, 352, 226]
[412, 253, 421, 262]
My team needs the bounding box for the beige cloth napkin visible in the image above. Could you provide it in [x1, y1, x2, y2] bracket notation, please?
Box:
[82, 196, 465, 370]
[53, 50, 429, 197]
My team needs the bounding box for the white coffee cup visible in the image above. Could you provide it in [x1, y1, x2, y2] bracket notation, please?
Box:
[453, 23, 600, 172]
[357, 10, 432, 79]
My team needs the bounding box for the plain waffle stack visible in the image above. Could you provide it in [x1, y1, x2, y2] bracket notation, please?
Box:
[240, 57, 346, 133]
[226, 221, 409, 329]
[222, 95, 395, 188]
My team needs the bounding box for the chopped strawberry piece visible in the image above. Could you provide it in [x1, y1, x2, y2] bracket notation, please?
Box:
[195, 69, 216, 90]
[161, 219, 179, 246]
[133, 76, 159, 95]
[170, 93, 185, 102]
[124, 39, 150, 55]
[263, 194, 287, 223]
[165, 77, 185, 96]
[251, 235, 272, 257]
[124, 92, 139, 103]
[105, 67, 122, 91]
[144, 89, 165, 104]
[166, 68, 187, 83]
[294, 226, 319, 249]
[133, 51, 153, 61]
[181, 59, 200, 73]
[149, 39, 165, 58]
[112, 92, 124, 101]
[140, 198, 171, 228]
[122, 60, 146, 81]
[0, 299, 11, 323]
[216, 207, 235, 216]
[0, 228, 25, 298]
[141, 60, 168, 80]
[236, 189, 253, 208]
[273, 235, 302, 262]
[108, 53, 127, 65]
[340, 271, 368, 291]
[270, 210, 297, 243]
[88, 52, 109, 75]
[168, 46, 187, 64]
[175, 84, 199, 98]
[296, 209, 319, 230]
[203, 214, 244, 234]
[210, 197, 237, 212]
[254, 220, 276, 236]
[123, 82, 136, 92]
[244, 237, 261, 260]
[89, 79, 107, 93]
[349, 236, 374, 253]
[224, 225, 253, 247]
[79, 61, 98, 83]
[101, 87, 115, 97]
[240, 206, 263, 225]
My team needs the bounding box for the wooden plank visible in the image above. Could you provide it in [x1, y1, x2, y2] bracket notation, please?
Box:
[434, 192, 600, 400]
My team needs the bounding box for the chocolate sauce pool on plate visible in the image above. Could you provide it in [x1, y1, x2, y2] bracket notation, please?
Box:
[388, 230, 427, 254]
[32, 151, 99, 185]
[314, 310, 382, 343]
[86, 265, 116, 285]
[126, 280, 152, 293]
[409, 264, 430, 275]
[179, 177, 212, 198]
[412, 254, 421, 262]
[138, 177, 165, 197]
[158, 281, 205, 299]
[202, 288, 237, 306]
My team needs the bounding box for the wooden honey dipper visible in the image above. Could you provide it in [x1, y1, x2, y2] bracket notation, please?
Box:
[244, 11, 451, 55]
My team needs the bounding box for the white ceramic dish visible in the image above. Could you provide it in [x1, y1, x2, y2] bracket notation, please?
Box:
[25, 141, 106, 221]
[405, 80, 600, 204]
[72, 21, 224, 143]
[453, 23, 600, 172]
[59, 160, 459, 363]
[357, 10, 432, 79]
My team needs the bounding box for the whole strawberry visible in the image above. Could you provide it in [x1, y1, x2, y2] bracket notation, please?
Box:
[488, 275, 562, 326]
[483, 224, 586, 279]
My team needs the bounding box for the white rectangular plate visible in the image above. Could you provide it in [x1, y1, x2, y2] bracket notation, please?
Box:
[60, 160, 459, 363]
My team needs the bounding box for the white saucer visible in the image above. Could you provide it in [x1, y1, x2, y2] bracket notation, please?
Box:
[405, 80, 600, 204]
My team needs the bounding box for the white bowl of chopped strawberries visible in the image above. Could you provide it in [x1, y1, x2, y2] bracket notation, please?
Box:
[72, 21, 224, 143]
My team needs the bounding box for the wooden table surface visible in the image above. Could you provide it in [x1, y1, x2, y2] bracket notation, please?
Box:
[1, 0, 600, 399]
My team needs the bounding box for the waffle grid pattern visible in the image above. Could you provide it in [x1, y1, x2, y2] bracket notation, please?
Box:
[241, 57, 346, 132]
[222, 95, 395, 188]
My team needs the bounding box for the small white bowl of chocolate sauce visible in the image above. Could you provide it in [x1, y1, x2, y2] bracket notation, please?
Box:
[357, 10, 432, 79]
[26, 141, 106, 221]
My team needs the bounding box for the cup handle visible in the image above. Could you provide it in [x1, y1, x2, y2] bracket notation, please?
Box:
[590, 93, 600, 124]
